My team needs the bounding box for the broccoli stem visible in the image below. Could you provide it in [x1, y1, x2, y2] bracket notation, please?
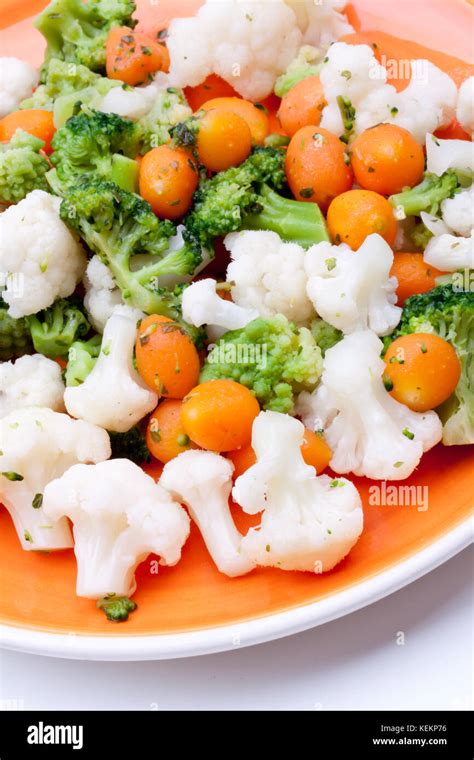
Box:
[243, 184, 330, 248]
[389, 171, 459, 216]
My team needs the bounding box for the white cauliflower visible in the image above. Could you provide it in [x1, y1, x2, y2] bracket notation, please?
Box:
[0, 355, 65, 418]
[305, 234, 401, 336]
[182, 278, 258, 341]
[232, 410, 363, 572]
[160, 450, 256, 577]
[166, 0, 302, 101]
[286, 0, 353, 46]
[0, 407, 110, 551]
[225, 230, 314, 325]
[83, 256, 123, 333]
[0, 57, 38, 117]
[296, 331, 442, 481]
[320, 43, 457, 143]
[425, 133, 474, 176]
[423, 231, 474, 272]
[0, 190, 86, 319]
[65, 305, 158, 433]
[99, 82, 158, 120]
[456, 76, 474, 135]
[441, 186, 474, 238]
[42, 459, 190, 598]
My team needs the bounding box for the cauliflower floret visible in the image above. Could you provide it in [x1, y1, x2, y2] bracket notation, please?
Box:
[0, 407, 110, 551]
[98, 82, 158, 120]
[83, 256, 124, 333]
[182, 278, 258, 341]
[423, 232, 474, 272]
[0, 190, 86, 319]
[0, 354, 65, 418]
[160, 450, 256, 577]
[320, 43, 457, 143]
[65, 305, 158, 433]
[232, 410, 363, 572]
[42, 459, 190, 598]
[425, 133, 474, 176]
[305, 234, 401, 336]
[296, 331, 442, 481]
[441, 186, 474, 238]
[166, 0, 302, 101]
[286, 0, 353, 46]
[456, 76, 474, 135]
[225, 230, 315, 325]
[0, 57, 38, 117]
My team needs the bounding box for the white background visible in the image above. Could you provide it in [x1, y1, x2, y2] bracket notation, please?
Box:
[0, 546, 472, 711]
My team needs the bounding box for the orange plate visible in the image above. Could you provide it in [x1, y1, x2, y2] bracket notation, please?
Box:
[0, 0, 473, 642]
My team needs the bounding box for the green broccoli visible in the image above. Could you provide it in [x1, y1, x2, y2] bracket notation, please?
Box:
[36, 0, 137, 79]
[26, 298, 90, 358]
[389, 171, 460, 217]
[0, 299, 32, 361]
[274, 46, 323, 97]
[109, 425, 151, 465]
[60, 180, 202, 316]
[140, 87, 192, 152]
[310, 318, 343, 356]
[184, 147, 329, 249]
[388, 285, 474, 445]
[49, 107, 142, 192]
[201, 315, 323, 414]
[410, 221, 434, 250]
[0, 130, 50, 204]
[20, 57, 103, 110]
[97, 593, 137, 622]
[65, 335, 101, 386]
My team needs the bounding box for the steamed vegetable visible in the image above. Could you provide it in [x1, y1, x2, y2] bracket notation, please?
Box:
[387, 286, 474, 445]
[27, 298, 90, 358]
[327, 190, 397, 250]
[161, 450, 255, 577]
[0, 354, 65, 418]
[201, 315, 323, 414]
[42, 459, 190, 597]
[35, 0, 137, 78]
[0, 130, 49, 204]
[297, 330, 442, 480]
[233, 411, 363, 572]
[0, 110, 55, 153]
[59, 180, 201, 316]
[389, 171, 460, 217]
[65, 335, 102, 387]
[351, 124, 425, 195]
[0, 57, 38, 117]
[20, 57, 104, 110]
[0, 301, 32, 361]
[105, 26, 169, 86]
[0, 407, 110, 551]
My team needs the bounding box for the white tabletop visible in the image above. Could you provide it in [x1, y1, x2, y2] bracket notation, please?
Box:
[0, 546, 472, 711]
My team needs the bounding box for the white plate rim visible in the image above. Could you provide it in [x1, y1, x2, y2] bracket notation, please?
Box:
[1, 516, 472, 661]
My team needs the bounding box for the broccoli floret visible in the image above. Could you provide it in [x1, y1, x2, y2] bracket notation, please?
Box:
[410, 221, 434, 250]
[36, 0, 137, 78]
[20, 57, 102, 110]
[310, 318, 343, 356]
[274, 46, 323, 98]
[389, 171, 460, 217]
[0, 299, 32, 361]
[184, 147, 329, 249]
[388, 285, 474, 445]
[50, 107, 142, 192]
[0, 130, 49, 204]
[26, 298, 90, 358]
[60, 180, 202, 315]
[97, 593, 137, 622]
[109, 425, 151, 465]
[201, 315, 323, 414]
[65, 334, 101, 386]
[140, 87, 192, 152]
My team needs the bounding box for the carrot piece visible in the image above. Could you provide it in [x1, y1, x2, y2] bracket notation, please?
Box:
[277, 76, 326, 137]
[327, 189, 397, 250]
[390, 252, 446, 305]
[136, 315, 201, 399]
[196, 109, 252, 171]
[138, 144, 199, 220]
[146, 399, 197, 464]
[384, 333, 461, 412]
[0, 109, 55, 153]
[184, 74, 238, 112]
[106, 26, 169, 86]
[199, 97, 269, 145]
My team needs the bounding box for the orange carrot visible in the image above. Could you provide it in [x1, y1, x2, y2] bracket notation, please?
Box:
[106, 26, 169, 86]
[390, 252, 446, 305]
[0, 109, 55, 153]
